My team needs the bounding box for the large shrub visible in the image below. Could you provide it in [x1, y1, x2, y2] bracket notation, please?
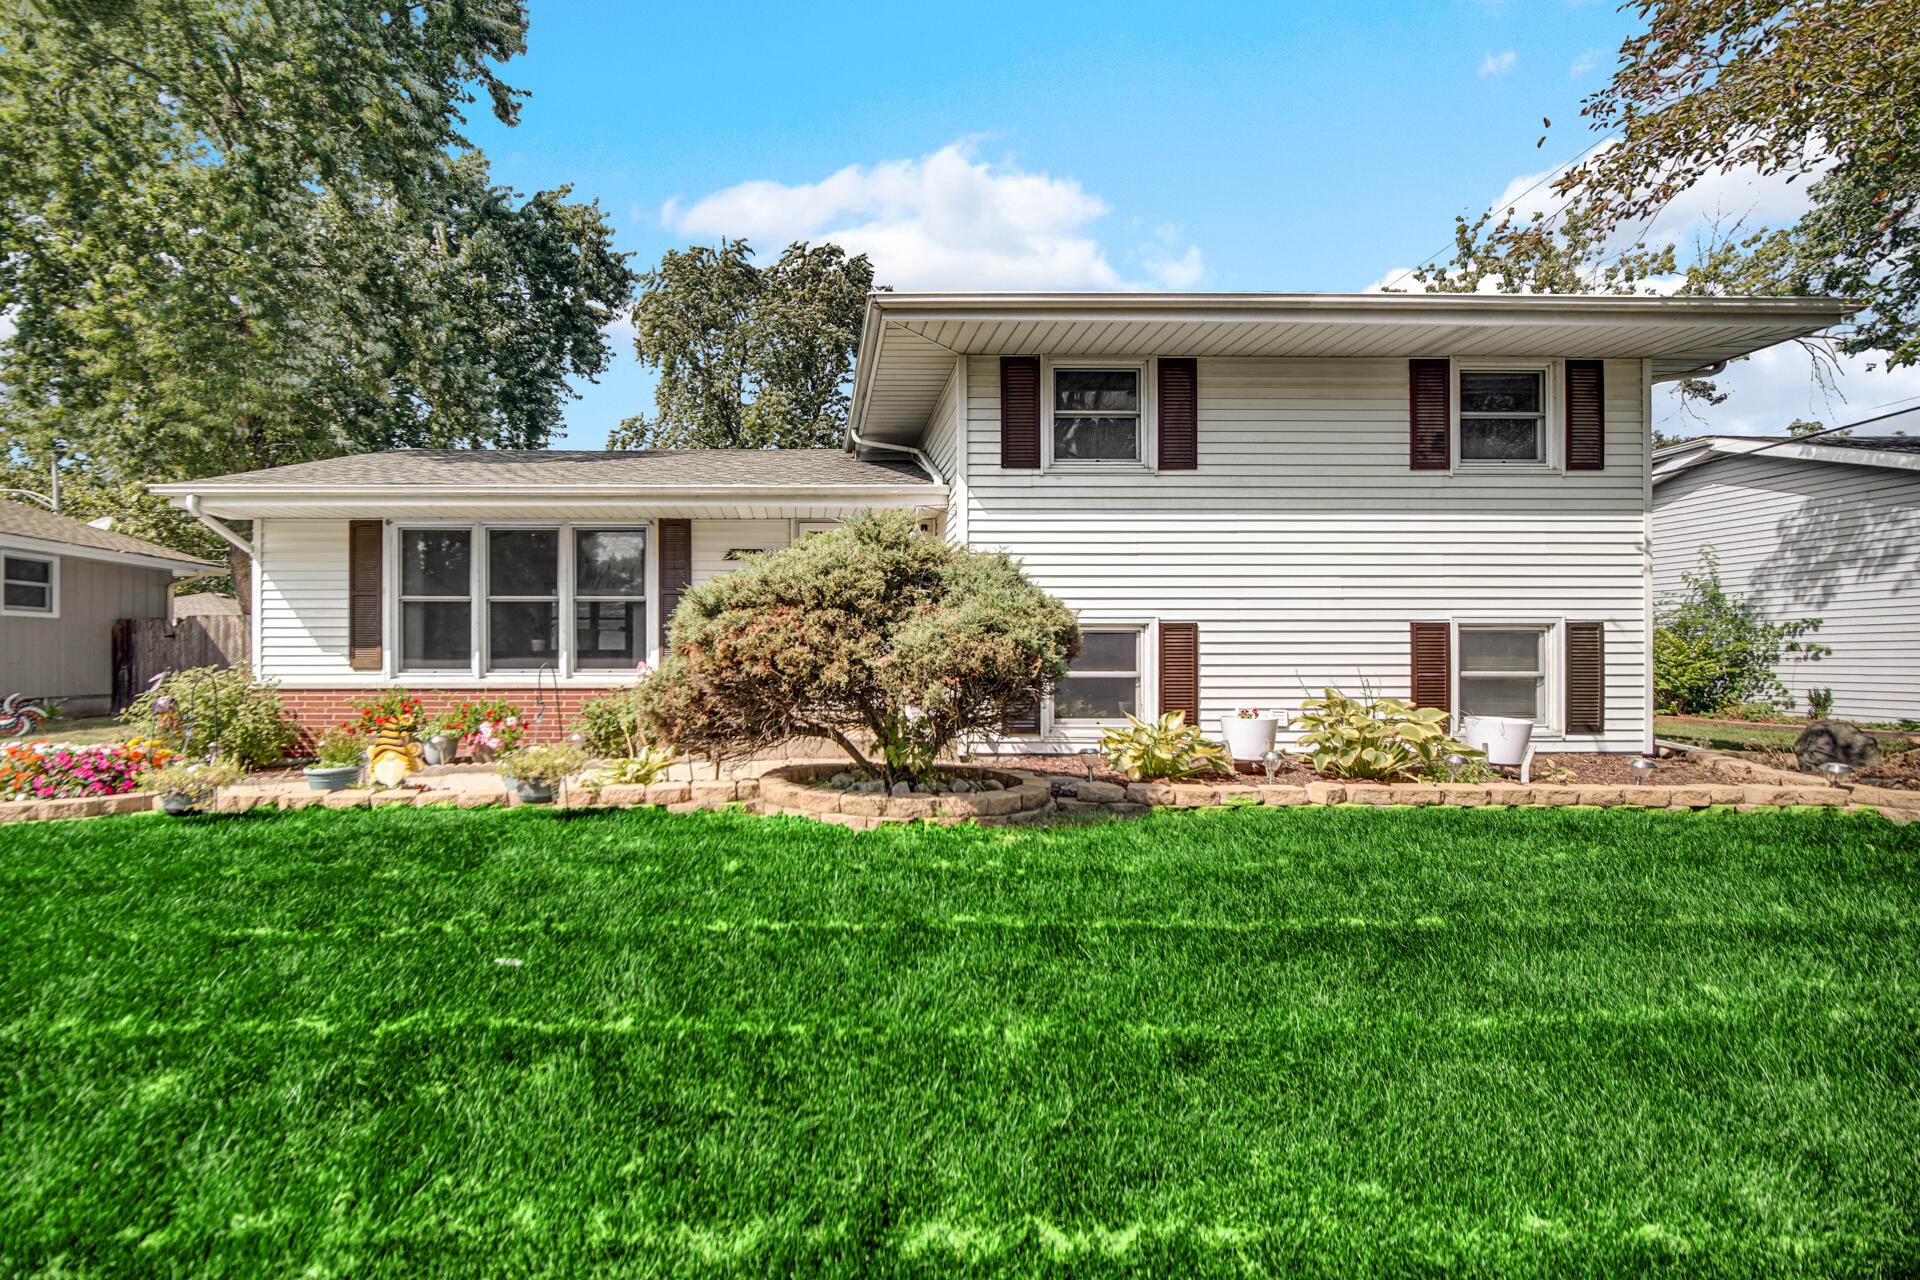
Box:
[119, 664, 299, 769]
[1654, 550, 1827, 716]
[574, 685, 655, 758]
[635, 511, 1080, 785]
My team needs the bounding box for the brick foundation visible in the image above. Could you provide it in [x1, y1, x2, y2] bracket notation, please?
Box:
[281, 688, 621, 746]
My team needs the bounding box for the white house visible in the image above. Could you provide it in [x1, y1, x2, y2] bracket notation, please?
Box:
[1653, 430, 1920, 723]
[152, 292, 1851, 751]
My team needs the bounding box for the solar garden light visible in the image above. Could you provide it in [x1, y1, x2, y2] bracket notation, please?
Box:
[1442, 753, 1470, 782]
[1820, 761, 1854, 788]
[1629, 757, 1658, 785]
[1079, 749, 1100, 781]
[1261, 749, 1283, 780]
[569, 732, 586, 747]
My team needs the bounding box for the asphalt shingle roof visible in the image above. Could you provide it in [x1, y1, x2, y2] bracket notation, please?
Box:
[0, 499, 212, 565]
[173, 449, 934, 489]
[1813, 434, 1920, 455]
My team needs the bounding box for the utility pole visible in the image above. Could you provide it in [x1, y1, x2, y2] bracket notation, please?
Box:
[49, 449, 61, 515]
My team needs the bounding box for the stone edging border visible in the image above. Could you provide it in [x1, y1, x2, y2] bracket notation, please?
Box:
[1, 742, 1914, 826]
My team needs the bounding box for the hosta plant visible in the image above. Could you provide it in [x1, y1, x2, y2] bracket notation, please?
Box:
[1292, 688, 1481, 781]
[579, 745, 678, 791]
[1099, 712, 1236, 781]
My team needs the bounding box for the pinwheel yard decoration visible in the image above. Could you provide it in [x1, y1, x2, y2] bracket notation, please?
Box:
[0, 695, 50, 738]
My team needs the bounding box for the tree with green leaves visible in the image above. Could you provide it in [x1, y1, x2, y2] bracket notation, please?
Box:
[1410, 0, 1918, 395]
[0, 0, 635, 574]
[609, 239, 879, 450]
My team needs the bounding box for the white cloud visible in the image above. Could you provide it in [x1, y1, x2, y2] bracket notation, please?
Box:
[1569, 47, 1605, 78]
[1479, 50, 1516, 77]
[1658, 343, 1920, 438]
[660, 138, 1203, 291]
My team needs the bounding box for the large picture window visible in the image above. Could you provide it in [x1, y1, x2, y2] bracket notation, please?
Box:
[1459, 369, 1547, 462]
[1052, 368, 1142, 463]
[399, 530, 471, 670]
[1052, 629, 1142, 721]
[395, 524, 650, 677]
[1458, 627, 1547, 722]
[2, 553, 55, 615]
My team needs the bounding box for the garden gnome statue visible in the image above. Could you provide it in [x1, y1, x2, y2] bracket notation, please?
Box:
[367, 711, 425, 788]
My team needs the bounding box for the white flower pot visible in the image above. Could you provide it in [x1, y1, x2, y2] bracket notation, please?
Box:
[1220, 716, 1279, 761]
[1457, 715, 1535, 768]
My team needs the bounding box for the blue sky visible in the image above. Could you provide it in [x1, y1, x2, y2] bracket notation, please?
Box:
[465, 0, 1920, 447]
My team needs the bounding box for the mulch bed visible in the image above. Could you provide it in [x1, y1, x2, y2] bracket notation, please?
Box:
[996, 750, 1715, 788]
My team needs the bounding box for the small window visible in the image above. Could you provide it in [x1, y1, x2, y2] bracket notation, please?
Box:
[574, 528, 646, 670]
[1459, 370, 1545, 462]
[399, 530, 472, 669]
[1053, 629, 1141, 721]
[3, 554, 54, 615]
[1053, 369, 1141, 462]
[488, 529, 559, 670]
[1458, 627, 1546, 722]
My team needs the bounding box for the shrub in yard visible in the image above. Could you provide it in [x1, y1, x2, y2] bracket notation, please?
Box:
[1654, 549, 1827, 716]
[635, 511, 1080, 787]
[119, 664, 298, 769]
[1292, 687, 1479, 781]
[1099, 712, 1235, 780]
[574, 680, 656, 758]
[1808, 687, 1834, 720]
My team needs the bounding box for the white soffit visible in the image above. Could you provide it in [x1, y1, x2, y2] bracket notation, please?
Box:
[851, 292, 1854, 442]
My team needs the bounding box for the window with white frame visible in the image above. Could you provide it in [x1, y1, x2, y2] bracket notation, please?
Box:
[397, 524, 651, 676]
[1459, 369, 1547, 463]
[399, 530, 473, 670]
[2, 553, 55, 615]
[1457, 626, 1548, 722]
[1052, 629, 1142, 721]
[1051, 368, 1142, 463]
[573, 529, 647, 669]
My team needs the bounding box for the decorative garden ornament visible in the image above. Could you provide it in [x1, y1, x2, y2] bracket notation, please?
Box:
[0, 694, 50, 737]
[367, 712, 425, 789]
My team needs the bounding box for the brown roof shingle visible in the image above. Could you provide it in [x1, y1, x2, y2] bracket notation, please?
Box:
[0, 499, 213, 566]
[160, 449, 935, 490]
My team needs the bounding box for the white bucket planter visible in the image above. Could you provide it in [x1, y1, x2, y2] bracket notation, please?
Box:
[1457, 714, 1536, 782]
[1220, 716, 1279, 761]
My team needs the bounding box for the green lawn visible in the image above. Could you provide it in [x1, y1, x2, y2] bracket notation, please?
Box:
[11, 715, 127, 746]
[3, 805, 1916, 1277]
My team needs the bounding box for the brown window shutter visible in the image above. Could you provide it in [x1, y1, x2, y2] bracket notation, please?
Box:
[1565, 360, 1605, 471]
[1566, 622, 1605, 733]
[1157, 357, 1197, 470]
[657, 518, 692, 655]
[1158, 622, 1200, 726]
[347, 520, 383, 672]
[1409, 622, 1451, 713]
[1000, 356, 1041, 469]
[1409, 359, 1450, 470]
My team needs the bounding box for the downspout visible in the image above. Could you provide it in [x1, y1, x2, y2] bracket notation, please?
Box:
[183, 494, 255, 555]
[846, 429, 944, 485]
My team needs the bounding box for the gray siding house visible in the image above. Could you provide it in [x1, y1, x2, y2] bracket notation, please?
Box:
[1652, 434, 1920, 722]
[0, 499, 214, 717]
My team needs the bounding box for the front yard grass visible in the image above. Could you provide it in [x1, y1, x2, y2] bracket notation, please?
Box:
[2, 804, 1916, 1276]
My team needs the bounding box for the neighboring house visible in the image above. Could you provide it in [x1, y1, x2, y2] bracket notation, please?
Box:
[0, 498, 216, 717]
[152, 292, 1850, 752]
[1653, 432, 1920, 722]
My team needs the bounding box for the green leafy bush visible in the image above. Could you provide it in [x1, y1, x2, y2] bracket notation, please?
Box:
[1808, 688, 1834, 720]
[635, 511, 1080, 787]
[1654, 549, 1827, 716]
[119, 664, 298, 769]
[1098, 712, 1235, 781]
[1292, 688, 1478, 781]
[574, 685, 657, 758]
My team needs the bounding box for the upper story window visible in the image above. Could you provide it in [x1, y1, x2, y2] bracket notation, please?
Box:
[1459, 369, 1547, 463]
[2, 553, 56, 616]
[1052, 368, 1142, 463]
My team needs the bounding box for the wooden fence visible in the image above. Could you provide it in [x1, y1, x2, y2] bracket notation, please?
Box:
[111, 616, 250, 712]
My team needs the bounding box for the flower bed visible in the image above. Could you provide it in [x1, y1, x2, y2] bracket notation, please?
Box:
[0, 739, 174, 801]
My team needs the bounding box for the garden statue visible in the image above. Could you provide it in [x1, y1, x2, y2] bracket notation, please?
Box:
[367, 711, 425, 788]
[0, 694, 50, 737]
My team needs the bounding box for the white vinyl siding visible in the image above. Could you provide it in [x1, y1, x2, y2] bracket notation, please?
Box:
[921, 358, 966, 543]
[692, 520, 792, 585]
[961, 355, 1652, 752]
[1653, 451, 1920, 722]
[256, 519, 356, 679]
